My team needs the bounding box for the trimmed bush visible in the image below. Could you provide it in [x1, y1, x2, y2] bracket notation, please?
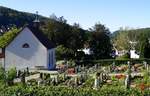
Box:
[0, 85, 149, 96]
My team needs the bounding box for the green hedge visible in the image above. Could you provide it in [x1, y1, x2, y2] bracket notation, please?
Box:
[77, 58, 150, 66]
[0, 85, 149, 96]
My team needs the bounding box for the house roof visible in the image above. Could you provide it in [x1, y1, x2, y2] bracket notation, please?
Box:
[27, 25, 55, 49]
[0, 24, 55, 49]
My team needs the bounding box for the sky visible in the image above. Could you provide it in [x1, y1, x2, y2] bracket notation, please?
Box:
[0, 0, 150, 32]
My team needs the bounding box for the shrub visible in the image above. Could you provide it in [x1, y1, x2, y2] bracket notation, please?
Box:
[0, 66, 5, 82]
[0, 84, 147, 96]
[6, 67, 17, 85]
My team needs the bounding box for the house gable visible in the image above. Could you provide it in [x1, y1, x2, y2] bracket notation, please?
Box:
[26, 25, 55, 49]
[6, 27, 47, 50]
[0, 25, 55, 49]
[5, 27, 48, 70]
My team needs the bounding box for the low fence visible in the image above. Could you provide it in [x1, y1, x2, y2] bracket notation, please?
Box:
[76, 58, 150, 66]
[59, 58, 150, 76]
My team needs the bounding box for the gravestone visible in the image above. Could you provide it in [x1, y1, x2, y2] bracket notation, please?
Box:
[21, 72, 25, 84]
[112, 61, 115, 72]
[125, 61, 131, 89]
[94, 72, 100, 89]
[143, 61, 149, 72]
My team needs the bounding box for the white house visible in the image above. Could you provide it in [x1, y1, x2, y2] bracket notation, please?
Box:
[130, 50, 139, 59]
[77, 48, 93, 55]
[0, 24, 56, 70]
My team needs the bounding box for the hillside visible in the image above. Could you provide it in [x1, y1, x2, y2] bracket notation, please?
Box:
[0, 6, 48, 28]
[112, 28, 150, 39]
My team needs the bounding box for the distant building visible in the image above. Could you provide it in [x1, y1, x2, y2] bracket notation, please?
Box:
[78, 48, 93, 55]
[82, 48, 92, 55]
[130, 50, 139, 59]
[115, 50, 128, 57]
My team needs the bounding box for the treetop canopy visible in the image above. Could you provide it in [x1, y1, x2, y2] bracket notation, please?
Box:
[0, 28, 20, 48]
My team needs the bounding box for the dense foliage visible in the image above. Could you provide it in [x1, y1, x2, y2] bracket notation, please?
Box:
[89, 23, 112, 59]
[0, 6, 47, 28]
[113, 28, 150, 58]
[0, 85, 149, 96]
[42, 16, 87, 60]
[0, 27, 20, 48]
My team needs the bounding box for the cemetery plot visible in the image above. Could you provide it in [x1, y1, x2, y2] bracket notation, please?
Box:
[17, 59, 149, 91]
[0, 59, 149, 96]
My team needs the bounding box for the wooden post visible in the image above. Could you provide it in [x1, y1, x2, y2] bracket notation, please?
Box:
[74, 76, 78, 86]
[125, 61, 131, 89]
[75, 66, 78, 74]
[147, 64, 149, 73]
[21, 72, 25, 85]
[17, 70, 21, 78]
[26, 67, 29, 76]
[40, 73, 43, 79]
[62, 73, 66, 81]
[143, 61, 149, 72]
[38, 79, 42, 86]
[95, 64, 98, 71]
[83, 64, 85, 72]
[143, 61, 147, 69]
[78, 65, 81, 72]
[146, 62, 149, 72]
[112, 61, 115, 72]
[108, 66, 111, 73]
[55, 75, 58, 84]
[94, 72, 100, 89]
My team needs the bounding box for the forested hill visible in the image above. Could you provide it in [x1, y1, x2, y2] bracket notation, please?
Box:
[0, 6, 48, 28]
[112, 28, 150, 38]
[112, 27, 150, 58]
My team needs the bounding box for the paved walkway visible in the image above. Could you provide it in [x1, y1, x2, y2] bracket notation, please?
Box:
[29, 69, 59, 74]
[14, 73, 40, 83]
[109, 72, 144, 77]
[14, 70, 59, 83]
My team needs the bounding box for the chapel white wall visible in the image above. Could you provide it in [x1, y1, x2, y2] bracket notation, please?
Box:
[5, 28, 48, 70]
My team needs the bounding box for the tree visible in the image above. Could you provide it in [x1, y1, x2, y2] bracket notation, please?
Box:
[43, 16, 87, 60]
[67, 23, 86, 53]
[0, 27, 20, 48]
[89, 23, 112, 59]
[55, 45, 74, 60]
[143, 39, 150, 58]
[43, 15, 72, 47]
[139, 36, 150, 58]
[113, 30, 129, 50]
[113, 28, 150, 58]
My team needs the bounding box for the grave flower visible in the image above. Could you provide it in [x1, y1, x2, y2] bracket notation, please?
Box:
[115, 74, 126, 79]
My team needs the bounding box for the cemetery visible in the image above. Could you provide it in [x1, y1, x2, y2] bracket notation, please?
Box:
[0, 58, 149, 95]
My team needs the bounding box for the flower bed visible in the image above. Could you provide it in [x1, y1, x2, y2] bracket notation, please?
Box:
[115, 74, 126, 79]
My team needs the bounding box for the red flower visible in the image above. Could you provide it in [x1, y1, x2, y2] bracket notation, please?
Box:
[139, 83, 146, 91]
[115, 74, 126, 79]
[67, 68, 75, 75]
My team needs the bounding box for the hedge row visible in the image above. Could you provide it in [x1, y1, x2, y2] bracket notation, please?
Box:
[77, 58, 150, 66]
[0, 85, 149, 96]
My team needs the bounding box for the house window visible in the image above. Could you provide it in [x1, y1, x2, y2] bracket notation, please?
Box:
[22, 43, 30, 48]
